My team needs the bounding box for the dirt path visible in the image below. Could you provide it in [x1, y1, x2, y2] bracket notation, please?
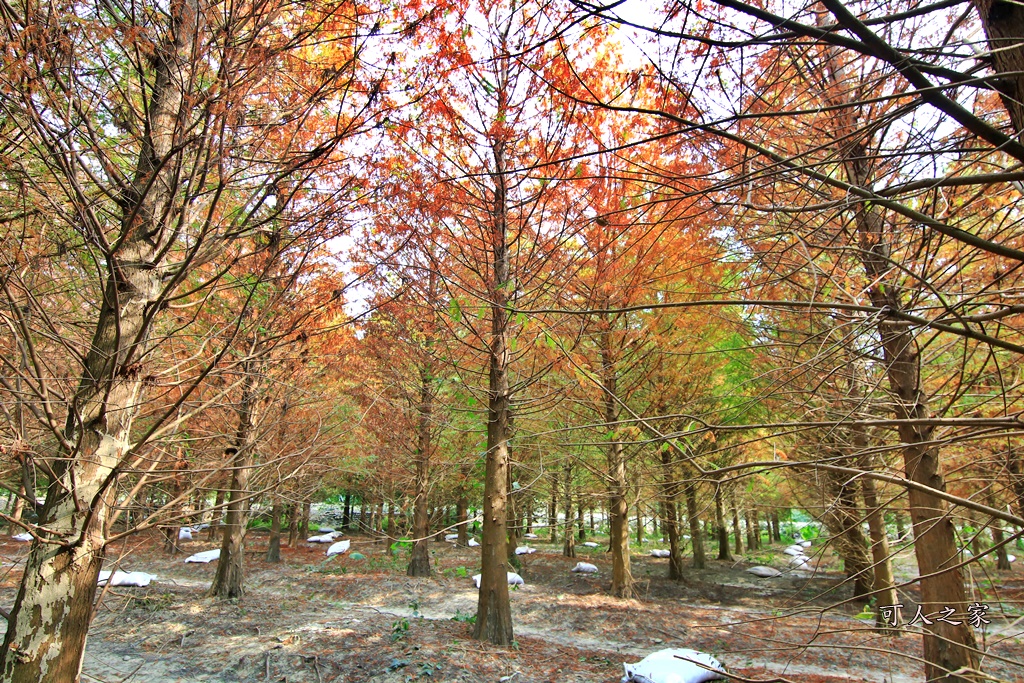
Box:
[0, 532, 1021, 682]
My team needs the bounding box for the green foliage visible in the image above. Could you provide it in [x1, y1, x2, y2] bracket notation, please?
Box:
[391, 537, 414, 555]
[451, 610, 476, 624]
[391, 617, 410, 642]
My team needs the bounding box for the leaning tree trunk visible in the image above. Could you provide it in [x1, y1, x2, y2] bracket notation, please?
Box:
[845, 149, 980, 679]
[0, 1, 197, 678]
[408, 365, 434, 577]
[473, 138, 513, 646]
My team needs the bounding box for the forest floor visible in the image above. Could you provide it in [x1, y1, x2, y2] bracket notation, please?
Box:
[0, 530, 1022, 683]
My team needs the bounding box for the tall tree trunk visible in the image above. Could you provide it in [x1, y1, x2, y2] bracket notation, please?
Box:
[456, 493, 469, 546]
[210, 357, 263, 600]
[408, 365, 434, 577]
[771, 510, 781, 542]
[635, 499, 644, 545]
[731, 494, 743, 555]
[986, 489, 1012, 571]
[208, 488, 226, 541]
[845, 148, 980, 678]
[548, 471, 559, 544]
[601, 328, 633, 598]
[267, 499, 283, 563]
[660, 449, 684, 579]
[822, 468, 872, 602]
[562, 463, 575, 558]
[860, 474, 898, 632]
[685, 480, 705, 569]
[473, 138, 513, 646]
[577, 503, 585, 541]
[342, 493, 352, 532]
[299, 501, 311, 539]
[0, 0, 197, 676]
[287, 503, 298, 547]
[715, 480, 731, 561]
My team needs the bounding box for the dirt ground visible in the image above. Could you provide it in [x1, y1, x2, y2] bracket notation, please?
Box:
[1, 531, 1022, 683]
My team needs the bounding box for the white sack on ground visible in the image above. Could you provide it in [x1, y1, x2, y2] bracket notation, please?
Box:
[327, 539, 351, 556]
[307, 532, 341, 543]
[445, 533, 459, 541]
[178, 528, 193, 541]
[745, 566, 782, 578]
[11, 533, 31, 542]
[515, 546, 536, 555]
[468, 538, 480, 547]
[571, 562, 598, 574]
[583, 541, 600, 548]
[622, 648, 726, 683]
[99, 570, 155, 587]
[472, 572, 525, 589]
[184, 549, 221, 563]
[649, 549, 671, 558]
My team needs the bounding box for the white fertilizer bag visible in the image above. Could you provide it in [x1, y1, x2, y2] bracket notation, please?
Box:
[472, 572, 525, 589]
[523, 533, 538, 539]
[583, 541, 600, 548]
[649, 549, 671, 558]
[178, 528, 193, 541]
[445, 533, 460, 541]
[99, 570, 155, 587]
[571, 562, 598, 574]
[307, 532, 341, 543]
[622, 649, 726, 683]
[783, 546, 804, 556]
[515, 546, 536, 555]
[326, 539, 350, 557]
[745, 566, 782, 578]
[468, 538, 480, 547]
[184, 549, 221, 563]
[11, 533, 32, 542]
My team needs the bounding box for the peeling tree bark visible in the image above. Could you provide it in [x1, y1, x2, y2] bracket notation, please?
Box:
[0, 0, 199, 677]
